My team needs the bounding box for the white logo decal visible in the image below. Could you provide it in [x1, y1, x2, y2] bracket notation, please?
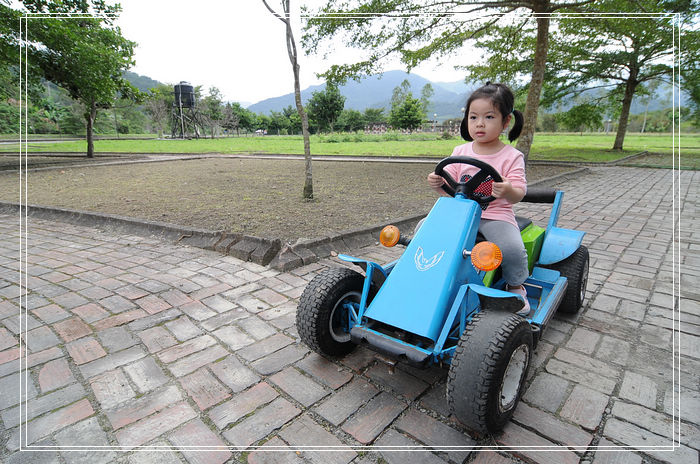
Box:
[414, 247, 445, 271]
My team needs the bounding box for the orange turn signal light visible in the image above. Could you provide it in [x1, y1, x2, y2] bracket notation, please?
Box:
[380, 225, 401, 247]
[471, 241, 503, 271]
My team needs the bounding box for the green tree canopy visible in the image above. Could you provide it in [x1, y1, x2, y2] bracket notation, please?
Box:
[307, 83, 345, 132]
[390, 93, 424, 130]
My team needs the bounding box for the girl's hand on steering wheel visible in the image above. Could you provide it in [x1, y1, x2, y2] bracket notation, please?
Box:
[427, 172, 445, 189]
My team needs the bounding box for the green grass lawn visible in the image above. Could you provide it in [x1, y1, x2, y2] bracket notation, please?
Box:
[2, 132, 698, 165]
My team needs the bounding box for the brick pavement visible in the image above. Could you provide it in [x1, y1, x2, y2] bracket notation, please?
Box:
[0, 166, 697, 464]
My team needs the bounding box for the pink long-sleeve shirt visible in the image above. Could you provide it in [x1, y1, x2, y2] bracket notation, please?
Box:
[443, 142, 527, 228]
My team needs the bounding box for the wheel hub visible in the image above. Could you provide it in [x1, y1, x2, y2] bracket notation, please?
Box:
[499, 344, 529, 412]
[329, 291, 361, 343]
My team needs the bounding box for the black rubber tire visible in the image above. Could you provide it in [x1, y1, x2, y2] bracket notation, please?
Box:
[296, 267, 366, 357]
[545, 245, 589, 314]
[447, 311, 533, 435]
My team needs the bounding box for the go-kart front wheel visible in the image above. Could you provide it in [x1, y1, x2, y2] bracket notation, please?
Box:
[447, 311, 533, 435]
[296, 267, 366, 357]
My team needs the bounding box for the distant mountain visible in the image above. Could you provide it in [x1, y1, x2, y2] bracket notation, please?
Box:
[123, 71, 163, 92]
[247, 70, 476, 121]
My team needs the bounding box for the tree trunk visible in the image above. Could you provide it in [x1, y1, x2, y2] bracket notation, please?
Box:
[613, 76, 638, 150]
[515, 12, 550, 164]
[85, 100, 96, 158]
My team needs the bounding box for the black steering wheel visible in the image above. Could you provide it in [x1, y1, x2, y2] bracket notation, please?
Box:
[434, 156, 503, 204]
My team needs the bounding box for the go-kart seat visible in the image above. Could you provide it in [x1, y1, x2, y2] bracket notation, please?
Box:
[475, 187, 557, 242]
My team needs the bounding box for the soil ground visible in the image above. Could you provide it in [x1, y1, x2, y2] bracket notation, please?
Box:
[0, 156, 575, 243]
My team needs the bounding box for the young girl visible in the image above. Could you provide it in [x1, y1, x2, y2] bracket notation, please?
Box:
[427, 82, 530, 315]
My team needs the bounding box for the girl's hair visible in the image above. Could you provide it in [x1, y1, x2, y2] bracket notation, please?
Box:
[460, 82, 524, 142]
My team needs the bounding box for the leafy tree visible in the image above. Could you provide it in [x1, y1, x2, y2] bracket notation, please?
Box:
[262, 0, 313, 200]
[363, 107, 386, 125]
[200, 87, 224, 138]
[390, 79, 412, 109]
[549, 0, 699, 149]
[556, 103, 602, 134]
[336, 109, 365, 132]
[269, 110, 291, 134]
[389, 94, 424, 131]
[307, 83, 345, 132]
[144, 84, 173, 138]
[29, 15, 137, 156]
[302, 0, 596, 162]
[420, 83, 434, 114]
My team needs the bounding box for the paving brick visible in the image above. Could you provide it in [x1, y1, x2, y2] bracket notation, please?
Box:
[554, 347, 621, 379]
[237, 333, 294, 361]
[247, 436, 305, 464]
[560, 384, 609, 431]
[603, 418, 698, 464]
[9, 398, 94, 448]
[71, 302, 110, 323]
[611, 401, 700, 449]
[161, 288, 194, 307]
[522, 372, 571, 412]
[136, 294, 172, 315]
[296, 352, 353, 389]
[168, 344, 229, 377]
[595, 335, 632, 366]
[546, 359, 617, 394]
[79, 345, 146, 379]
[342, 392, 406, 444]
[127, 439, 184, 464]
[375, 429, 447, 464]
[212, 325, 256, 351]
[513, 402, 593, 448]
[209, 355, 260, 393]
[93, 309, 148, 330]
[0, 346, 19, 367]
[278, 414, 356, 464]
[115, 401, 198, 450]
[470, 451, 520, 464]
[0, 371, 38, 409]
[169, 418, 232, 464]
[208, 381, 279, 429]
[106, 384, 183, 430]
[37, 358, 74, 393]
[190, 282, 232, 301]
[78, 285, 113, 300]
[251, 344, 308, 375]
[52, 291, 90, 310]
[339, 347, 376, 372]
[201, 294, 237, 313]
[419, 382, 451, 418]
[179, 368, 231, 410]
[269, 366, 329, 407]
[496, 422, 580, 464]
[97, 325, 138, 352]
[158, 334, 216, 363]
[5, 438, 62, 464]
[139, 326, 178, 353]
[165, 315, 202, 341]
[395, 408, 474, 463]
[238, 315, 277, 340]
[32, 304, 70, 323]
[619, 371, 658, 408]
[222, 397, 301, 448]
[3, 312, 41, 334]
[566, 327, 600, 354]
[365, 363, 429, 401]
[1, 383, 86, 428]
[592, 438, 643, 464]
[90, 368, 136, 409]
[66, 336, 107, 364]
[253, 287, 288, 306]
[180, 300, 217, 321]
[123, 356, 169, 393]
[99, 294, 137, 313]
[55, 416, 116, 464]
[24, 325, 61, 351]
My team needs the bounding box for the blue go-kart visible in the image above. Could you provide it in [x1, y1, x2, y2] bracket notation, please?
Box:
[296, 156, 589, 434]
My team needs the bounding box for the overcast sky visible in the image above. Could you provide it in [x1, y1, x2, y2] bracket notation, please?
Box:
[115, 0, 470, 105]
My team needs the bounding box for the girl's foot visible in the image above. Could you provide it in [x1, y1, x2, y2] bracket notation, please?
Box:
[508, 285, 530, 316]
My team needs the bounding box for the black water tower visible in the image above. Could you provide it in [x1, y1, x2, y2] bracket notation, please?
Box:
[174, 81, 195, 108]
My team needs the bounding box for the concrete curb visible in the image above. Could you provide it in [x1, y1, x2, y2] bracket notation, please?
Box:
[0, 166, 591, 272]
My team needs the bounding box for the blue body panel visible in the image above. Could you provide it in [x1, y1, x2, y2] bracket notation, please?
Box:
[538, 227, 585, 265]
[363, 196, 481, 342]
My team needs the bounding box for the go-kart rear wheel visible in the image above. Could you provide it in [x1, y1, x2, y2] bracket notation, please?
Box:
[447, 311, 533, 435]
[296, 267, 366, 357]
[545, 245, 589, 314]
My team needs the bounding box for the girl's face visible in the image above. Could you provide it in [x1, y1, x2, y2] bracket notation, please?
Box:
[467, 98, 511, 144]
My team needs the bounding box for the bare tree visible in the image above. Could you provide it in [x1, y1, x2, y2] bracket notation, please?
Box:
[144, 98, 168, 138]
[262, 0, 313, 200]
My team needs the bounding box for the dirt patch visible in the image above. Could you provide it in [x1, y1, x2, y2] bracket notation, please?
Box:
[0, 157, 575, 244]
